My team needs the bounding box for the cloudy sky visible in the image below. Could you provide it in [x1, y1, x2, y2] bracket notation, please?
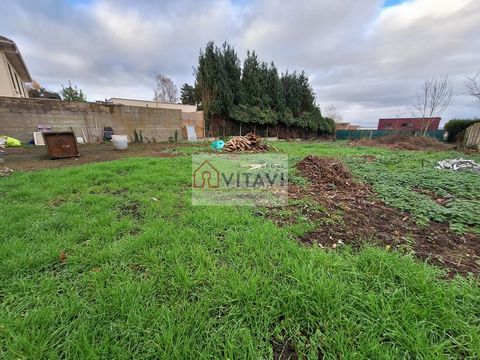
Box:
[1, 0, 479, 127]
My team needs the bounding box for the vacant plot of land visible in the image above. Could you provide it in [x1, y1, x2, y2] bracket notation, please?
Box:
[0, 141, 479, 358]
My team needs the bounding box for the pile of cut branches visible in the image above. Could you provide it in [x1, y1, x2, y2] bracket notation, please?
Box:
[224, 133, 269, 152]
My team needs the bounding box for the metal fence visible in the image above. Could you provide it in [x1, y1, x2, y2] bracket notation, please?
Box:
[335, 130, 445, 141]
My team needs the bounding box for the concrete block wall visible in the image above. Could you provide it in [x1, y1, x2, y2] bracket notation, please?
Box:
[0, 96, 182, 142]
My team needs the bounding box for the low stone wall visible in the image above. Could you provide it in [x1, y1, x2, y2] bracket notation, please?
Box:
[0, 96, 182, 142]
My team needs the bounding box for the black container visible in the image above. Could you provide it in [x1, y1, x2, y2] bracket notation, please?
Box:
[104, 126, 114, 141]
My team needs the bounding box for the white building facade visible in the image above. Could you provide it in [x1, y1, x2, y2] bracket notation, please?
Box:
[0, 36, 31, 98]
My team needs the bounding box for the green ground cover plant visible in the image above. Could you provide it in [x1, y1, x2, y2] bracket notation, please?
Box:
[1, 142, 479, 359]
[346, 152, 480, 234]
[276, 142, 480, 234]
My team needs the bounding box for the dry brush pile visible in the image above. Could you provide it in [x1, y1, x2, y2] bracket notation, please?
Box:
[223, 133, 269, 152]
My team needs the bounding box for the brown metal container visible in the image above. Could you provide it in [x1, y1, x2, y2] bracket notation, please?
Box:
[42, 132, 80, 159]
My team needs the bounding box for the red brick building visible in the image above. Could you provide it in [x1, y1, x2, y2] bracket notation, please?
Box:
[377, 117, 441, 131]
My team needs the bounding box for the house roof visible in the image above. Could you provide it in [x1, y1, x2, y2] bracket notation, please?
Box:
[0, 36, 32, 82]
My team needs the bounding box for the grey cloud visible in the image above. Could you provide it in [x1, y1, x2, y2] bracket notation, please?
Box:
[0, 0, 478, 124]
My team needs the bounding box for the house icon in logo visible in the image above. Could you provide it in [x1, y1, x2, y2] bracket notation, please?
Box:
[193, 160, 220, 188]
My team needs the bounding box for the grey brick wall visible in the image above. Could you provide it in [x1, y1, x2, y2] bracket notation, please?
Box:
[0, 97, 182, 142]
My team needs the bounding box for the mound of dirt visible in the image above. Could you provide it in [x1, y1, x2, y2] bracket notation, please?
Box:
[296, 156, 353, 188]
[269, 155, 480, 277]
[350, 134, 451, 151]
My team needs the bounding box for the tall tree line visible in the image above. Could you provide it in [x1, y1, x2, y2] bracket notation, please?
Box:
[188, 41, 334, 134]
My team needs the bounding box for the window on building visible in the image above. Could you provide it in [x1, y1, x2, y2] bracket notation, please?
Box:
[7, 63, 18, 91]
[14, 73, 22, 96]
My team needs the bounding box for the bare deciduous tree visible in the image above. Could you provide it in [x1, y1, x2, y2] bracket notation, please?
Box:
[412, 76, 455, 135]
[464, 72, 480, 106]
[323, 104, 343, 122]
[154, 74, 178, 103]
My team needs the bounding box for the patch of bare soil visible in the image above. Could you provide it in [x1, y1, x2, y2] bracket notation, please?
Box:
[118, 201, 143, 220]
[270, 155, 480, 277]
[128, 263, 149, 279]
[359, 154, 376, 162]
[271, 338, 298, 360]
[412, 187, 450, 205]
[349, 134, 452, 151]
[1, 142, 208, 171]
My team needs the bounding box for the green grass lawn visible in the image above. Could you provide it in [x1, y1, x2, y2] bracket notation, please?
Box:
[1, 142, 479, 359]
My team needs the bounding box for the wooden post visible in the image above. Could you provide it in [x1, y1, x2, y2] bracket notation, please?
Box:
[94, 116, 99, 142]
[82, 112, 91, 143]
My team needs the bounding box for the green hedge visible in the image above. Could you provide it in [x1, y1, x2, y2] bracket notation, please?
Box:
[230, 105, 335, 134]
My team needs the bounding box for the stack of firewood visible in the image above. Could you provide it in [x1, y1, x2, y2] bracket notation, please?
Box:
[224, 133, 269, 152]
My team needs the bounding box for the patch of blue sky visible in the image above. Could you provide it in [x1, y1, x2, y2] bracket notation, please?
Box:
[66, 0, 94, 5]
[384, 0, 408, 7]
